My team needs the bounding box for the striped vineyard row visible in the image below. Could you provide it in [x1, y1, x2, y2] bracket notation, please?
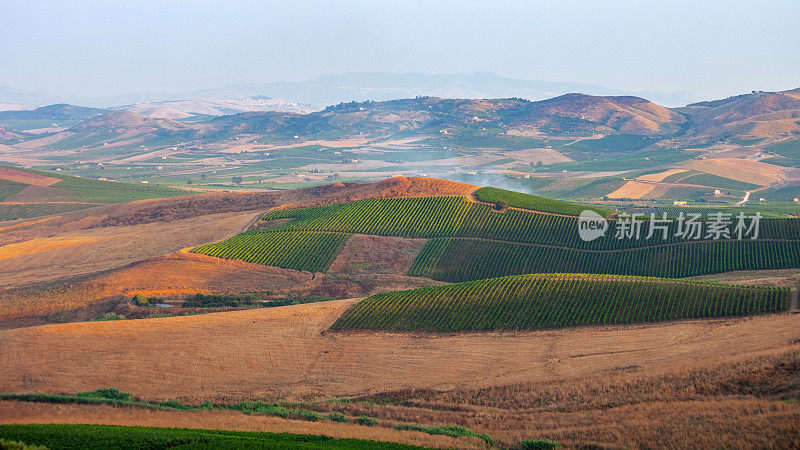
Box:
[259, 196, 800, 250]
[192, 231, 349, 272]
[473, 186, 611, 216]
[410, 238, 800, 282]
[330, 274, 790, 332]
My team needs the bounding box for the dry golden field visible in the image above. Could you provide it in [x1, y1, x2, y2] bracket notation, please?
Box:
[0, 210, 261, 288]
[0, 167, 61, 186]
[607, 180, 657, 199]
[0, 299, 798, 447]
[1, 300, 798, 402]
[681, 157, 785, 185]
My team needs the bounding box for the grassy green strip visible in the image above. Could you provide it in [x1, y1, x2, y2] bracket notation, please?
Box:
[393, 424, 491, 444]
[0, 424, 427, 450]
[0, 389, 489, 445]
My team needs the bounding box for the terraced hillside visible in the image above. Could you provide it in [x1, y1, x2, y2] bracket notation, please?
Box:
[331, 274, 790, 332]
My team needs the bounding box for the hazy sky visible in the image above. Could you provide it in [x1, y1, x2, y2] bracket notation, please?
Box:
[2, 0, 799, 100]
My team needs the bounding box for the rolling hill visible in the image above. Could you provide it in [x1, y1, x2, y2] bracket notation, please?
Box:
[192, 94, 688, 145]
[0, 86, 798, 213]
[2, 175, 799, 450]
[0, 126, 27, 140]
[0, 104, 109, 132]
[514, 93, 686, 135]
[69, 110, 192, 134]
[677, 87, 800, 138]
[193, 184, 800, 283]
[6, 86, 796, 151]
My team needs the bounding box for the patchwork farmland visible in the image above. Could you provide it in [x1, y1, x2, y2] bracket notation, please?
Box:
[3, 176, 799, 449]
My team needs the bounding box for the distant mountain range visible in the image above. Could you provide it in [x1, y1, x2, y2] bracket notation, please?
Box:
[178, 72, 699, 109]
[0, 72, 698, 109]
[2, 87, 798, 151]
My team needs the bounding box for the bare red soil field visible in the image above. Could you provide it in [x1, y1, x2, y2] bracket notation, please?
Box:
[0, 167, 61, 186]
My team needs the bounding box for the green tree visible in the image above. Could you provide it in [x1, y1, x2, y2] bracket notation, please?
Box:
[132, 294, 149, 306]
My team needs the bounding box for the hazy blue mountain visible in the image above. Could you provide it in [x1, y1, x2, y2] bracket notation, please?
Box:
[0, 73, 698, 109]
[181, 72, 698, 108]
[0, 86, 57, 107]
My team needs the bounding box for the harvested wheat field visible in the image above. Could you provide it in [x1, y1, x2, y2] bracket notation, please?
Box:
[0, 235, 107, 261]
[1, 299, 799, 403]
[2, 302, 799, 447]
[0, 217, 60, 233]
[0, 210, 260, 288]
[636, 168, 685, 182]
[607, 180, 657, 199]
[0, 250, 312, 323]
[328, 343, 800, 448]
[682, 157, 785, 185]
[501, 148, 572, 164]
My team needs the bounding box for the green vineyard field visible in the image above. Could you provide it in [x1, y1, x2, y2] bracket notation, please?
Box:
[331, 274, 790, 332]
[260, 196, 800, 250]
[196, 194, 800, 277]
[192, 231, 349, 272]
[410, 237, 800, 281]
[473, 186, 611, 216]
